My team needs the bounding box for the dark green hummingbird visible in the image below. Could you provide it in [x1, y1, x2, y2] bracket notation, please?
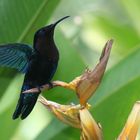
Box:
[0, 16, 69, 120]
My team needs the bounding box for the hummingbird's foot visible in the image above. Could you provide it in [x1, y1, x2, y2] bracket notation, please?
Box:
[37, 86, 42, 92]
[48, 82, 53, 89]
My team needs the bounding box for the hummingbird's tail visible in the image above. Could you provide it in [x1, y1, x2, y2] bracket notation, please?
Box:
[12, 91, 40, 120]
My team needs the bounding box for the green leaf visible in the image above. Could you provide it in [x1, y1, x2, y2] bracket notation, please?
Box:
[0, 75, 22, 140]
[35, 119, 80, 140]
[0, 0, 61, 43]
[93, 77, 140, 140]
[90, 16, 140, 51]
[0, 105, 20, 140]
[121, 0, 140, 34]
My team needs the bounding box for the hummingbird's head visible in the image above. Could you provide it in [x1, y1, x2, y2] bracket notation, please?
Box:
[33, 16, 69, 47]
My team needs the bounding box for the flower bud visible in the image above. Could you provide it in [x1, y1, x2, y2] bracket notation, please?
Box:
[76, 39, 113, 105]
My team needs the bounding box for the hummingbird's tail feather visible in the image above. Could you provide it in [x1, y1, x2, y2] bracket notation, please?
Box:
[12, 92, 40, 120]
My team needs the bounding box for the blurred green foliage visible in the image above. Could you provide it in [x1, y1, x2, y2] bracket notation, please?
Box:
[0, 0, 140, 140]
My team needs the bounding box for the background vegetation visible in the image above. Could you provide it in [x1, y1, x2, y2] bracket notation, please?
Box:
[0, 0, 140, 140]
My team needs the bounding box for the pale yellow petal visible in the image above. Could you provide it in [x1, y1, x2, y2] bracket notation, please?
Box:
[80, 108, 102, 140]
[39, 96, 81, 128]
[118, 101, 140, 140]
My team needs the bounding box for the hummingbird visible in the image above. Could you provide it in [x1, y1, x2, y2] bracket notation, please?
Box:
[0, 16, 69, 120]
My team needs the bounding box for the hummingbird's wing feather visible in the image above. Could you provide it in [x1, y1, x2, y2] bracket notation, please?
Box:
[0, 43, 33, 73]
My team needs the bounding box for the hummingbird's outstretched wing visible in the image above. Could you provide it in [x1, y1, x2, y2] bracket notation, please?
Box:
[0, 43, 33, 73]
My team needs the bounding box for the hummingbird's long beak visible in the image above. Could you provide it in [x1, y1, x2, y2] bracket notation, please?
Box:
[52, 16, 70, 27]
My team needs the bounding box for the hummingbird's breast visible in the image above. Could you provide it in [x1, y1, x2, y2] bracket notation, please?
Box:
[24, 49, 59, 87]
